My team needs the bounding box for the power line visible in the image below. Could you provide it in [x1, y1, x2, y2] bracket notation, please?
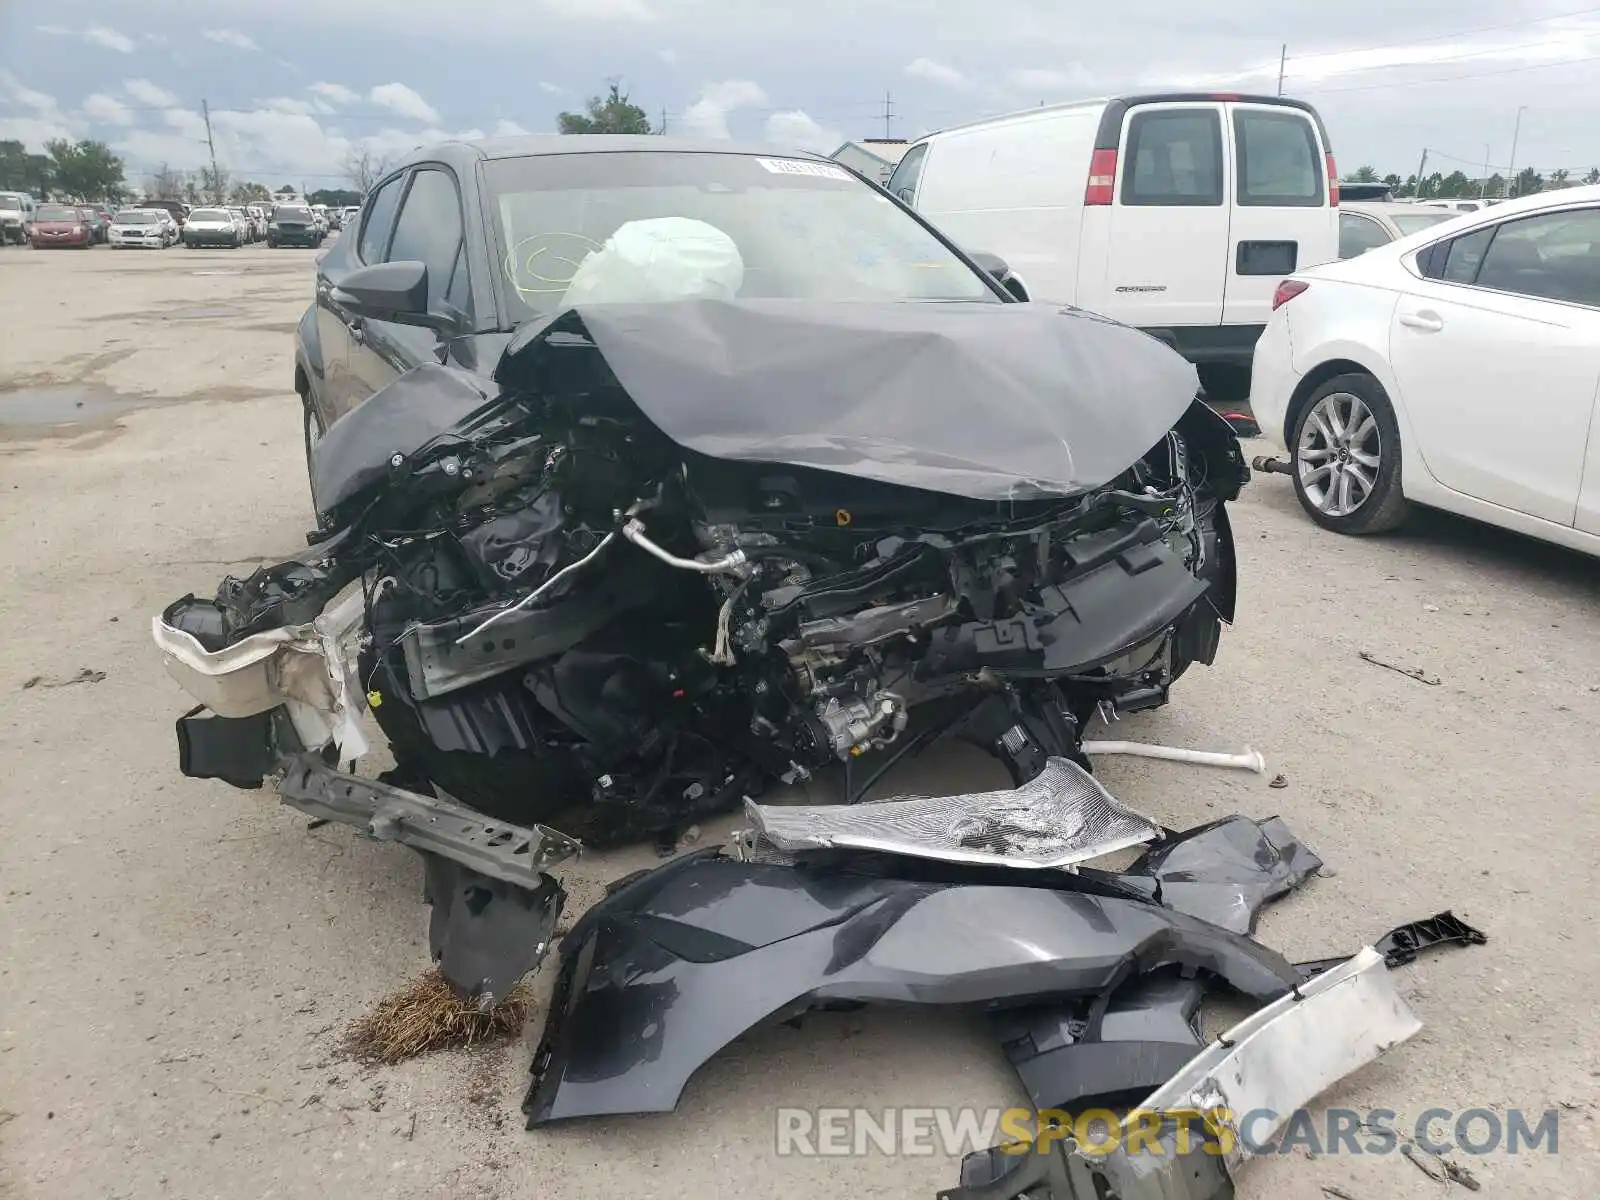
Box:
[1297, 51, 1600, 94]
[1283, 4, 1600, 65]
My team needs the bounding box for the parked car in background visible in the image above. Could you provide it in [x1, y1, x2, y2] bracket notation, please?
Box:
[326, 207, 342, 231]
[267, 203, 324, 247]
[108, 208, 174, 248]
[341, 205, 360, 230]
[138, 199, 191, 229]
[1250, 185, 1600, 556]
[1420, 198, 1486, 214]
[79, 205, 112, 243]
[184, 207, 245, 248]
[29, 203, 96, 249]
[1337, 201, 1456, 258]
[0, 191, 36, 244]
[246, 205, 269, 239]
[892, 92, 1341, 399]
[226, 207, 256, 242]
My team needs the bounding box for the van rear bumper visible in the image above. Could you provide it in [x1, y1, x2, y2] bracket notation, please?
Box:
[1140, 324, 1265, 369]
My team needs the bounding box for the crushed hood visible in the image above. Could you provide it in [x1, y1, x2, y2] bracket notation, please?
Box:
[499, 298, 1200, 501]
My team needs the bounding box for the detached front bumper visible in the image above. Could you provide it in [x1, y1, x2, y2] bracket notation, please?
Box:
[154, 594, 582, 1001]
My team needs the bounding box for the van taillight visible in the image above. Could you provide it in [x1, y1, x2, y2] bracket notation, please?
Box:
[1085, 149, 1117, 205]
[1326, 153, 1340, 206]
[1272, 280, 1308, 310]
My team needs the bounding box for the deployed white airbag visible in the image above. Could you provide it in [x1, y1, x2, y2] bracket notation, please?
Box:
[562, 217, 744, 306]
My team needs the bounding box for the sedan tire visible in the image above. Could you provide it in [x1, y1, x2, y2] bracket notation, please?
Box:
[1290, 372, 1408, 535]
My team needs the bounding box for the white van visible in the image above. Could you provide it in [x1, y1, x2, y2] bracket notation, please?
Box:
[889, 93, 1340, 391]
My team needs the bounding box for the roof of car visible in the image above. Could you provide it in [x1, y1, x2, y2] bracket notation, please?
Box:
[1345, 201, 1453, 218]
[394, 135, 827, 173]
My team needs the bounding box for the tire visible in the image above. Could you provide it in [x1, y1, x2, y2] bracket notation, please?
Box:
[1289, 372, 1408, 535]
[302, 399, 324, 489]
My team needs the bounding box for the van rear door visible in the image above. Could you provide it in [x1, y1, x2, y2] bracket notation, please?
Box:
[1097, 100, 1231, 329]
[1221, 100, 1337, 327]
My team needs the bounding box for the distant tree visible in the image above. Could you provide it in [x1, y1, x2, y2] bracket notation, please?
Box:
[1512, 166, 1543, 197]
[1484, 173, 1506, 199]
[147, 163, 187, 199]
[1381, 173, 1402, 194]
[342, 146, 391, 195]
[197, 162, 230, 204]
[182, 176, 202, 204]
[558, 82, 652, 135]
[43, 138, 125, 200]
[1345, 164, 1380, 183]
[229, 181, 271, 204]
[308, 187, 362, 207]
[1436, 170, 1471, 198]
[1547, 167, 1570, 189]
[1585, 167, 1600, 186]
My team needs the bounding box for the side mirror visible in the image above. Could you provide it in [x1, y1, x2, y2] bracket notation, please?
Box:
[328, 260, 455, 331]
[967, 250, 1030, 302]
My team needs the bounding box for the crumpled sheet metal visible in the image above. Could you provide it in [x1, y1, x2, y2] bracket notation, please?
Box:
[523, 852, 1302, 1125]
[744, 757, 1162, 869]
[1122, 814, 1324, 934]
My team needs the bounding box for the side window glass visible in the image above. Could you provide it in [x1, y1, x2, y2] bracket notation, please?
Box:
[887, 143, 928, 204]
[1122, 110, 1223, 206]
[1234, 110, 1323, 207]
[1339, 213, 1392, 259]
[357, 175, 403, 263]
[1473, 207, 1600, 305]
[444, 242, 471, 315]
[386, 168, 467, 313]
[1437, 227, 1496, 283]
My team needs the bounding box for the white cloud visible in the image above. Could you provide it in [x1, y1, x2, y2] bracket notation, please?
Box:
[538, 82, 564, 95]
[493, 118, 531, 136]
[904, 57, 969, 90]
[1, 70, 59, 113]
[368, 82, 441, 124]
[124, 79, 183, 109]
[658, 47, 678, 65]
[82, 93, 135, 126]
[680, 79, 767, 139]
[1008, 66, 1093, 94]
[310, 81, 361, 105]
[763, 110, 842, 153]
[85, 26, 136, 53]
[0, 71, 80, 147]
[262, 97, 320, 116]
[204, 29, 261, 51]
[539, 0, 656, 21]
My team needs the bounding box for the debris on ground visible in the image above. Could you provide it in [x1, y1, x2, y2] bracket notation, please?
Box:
[1320, 1187, 1359, 1200]
[1269, 772, 1289, 789]
[1358, 649, 1442, 686]
[1400, 1142, 1446, 1182]
[345, 969, 532, 1064]
[21, 667, 106, 690]
[1443, 1159, 1483, 1191]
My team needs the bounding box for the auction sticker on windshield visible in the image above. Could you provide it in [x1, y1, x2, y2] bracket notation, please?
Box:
[754, 158, 851, 180]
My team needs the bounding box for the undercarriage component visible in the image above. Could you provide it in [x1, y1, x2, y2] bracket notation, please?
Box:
[1297, 909, 1489, 980]
[422, 854, 565, 1005]
[744, 756, 1161, 870]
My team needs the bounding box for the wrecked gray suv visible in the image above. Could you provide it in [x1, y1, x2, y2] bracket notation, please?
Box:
[153, 137, 1249, 1002]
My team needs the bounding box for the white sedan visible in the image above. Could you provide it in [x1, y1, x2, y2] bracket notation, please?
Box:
[1250, 185, 1600, 557]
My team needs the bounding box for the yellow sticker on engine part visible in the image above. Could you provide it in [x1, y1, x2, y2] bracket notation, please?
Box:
[367, 690, 383, 708]
[835, 508, 852, 527]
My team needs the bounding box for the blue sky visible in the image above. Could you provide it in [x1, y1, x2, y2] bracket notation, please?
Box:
[4, 0, 1600, 189]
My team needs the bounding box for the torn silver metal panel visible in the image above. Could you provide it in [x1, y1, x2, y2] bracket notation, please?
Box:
[1138, 944, 1420, 1175]
[744, 756, 1160, 869]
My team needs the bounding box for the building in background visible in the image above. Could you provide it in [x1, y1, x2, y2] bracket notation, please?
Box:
[830, 138, 911, 184]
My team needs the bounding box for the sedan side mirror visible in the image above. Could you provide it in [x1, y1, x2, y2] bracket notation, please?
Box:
[329, 260, 456, 331]
[966, 250, 1030, 302]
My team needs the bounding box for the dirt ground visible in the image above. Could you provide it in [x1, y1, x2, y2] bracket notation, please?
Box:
[2, 242, 1597, 1200]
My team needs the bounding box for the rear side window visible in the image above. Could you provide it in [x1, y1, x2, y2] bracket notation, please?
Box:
[887, 143, 928, 203]
[386, 168, 467, 313]
[1426, 226, 1495, 283]
[1339, 213, 1392, 258]
[1121, 110, 1223, 206]
[1472, 208, 1600, 305]
[1234, 110, 1323, 207]
[357, 175, 404, 262]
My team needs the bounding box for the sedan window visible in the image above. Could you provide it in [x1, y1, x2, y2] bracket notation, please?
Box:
[386, 169, 467, 313]
[357, 176, 403, 263]
[1473, 207, 1600, 306]
[1339, 213, 1391, 258]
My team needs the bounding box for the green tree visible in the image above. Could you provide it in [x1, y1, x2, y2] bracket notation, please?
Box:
[229, 181, 271, 204]
[1345, 164, 1380, 183]
[1381, 173, 1402, 194]
[1512, 166, 1543, 197]
[146, 163, 187, 200]
[0, 140, 51, 193]
[197, 162, 230, 204]
[1547, 167, 1570, 189]
[558, 82, 652, 134]
[43, 138, 126, 200]
[1435, 170, 1471, 198]
[307, 187, 362, 207]
[1484, 173, 1506, 199]
[1584, 167, 1600, 185]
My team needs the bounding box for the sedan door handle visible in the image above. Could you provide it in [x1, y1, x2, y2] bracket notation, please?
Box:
[1399, 310, 1444, 332]
[347, 316, 366, 344]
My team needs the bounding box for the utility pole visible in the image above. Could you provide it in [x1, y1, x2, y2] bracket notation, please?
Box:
[659, 105, 667, 135]
[1413, 148, 1428, 198]
[201, 98, 220, 201]
[1277, 44, 1287, 96]
[1506, 105, 1527, 198]
[1480, 144, 1491, 198]
[881, 91, 894, 140]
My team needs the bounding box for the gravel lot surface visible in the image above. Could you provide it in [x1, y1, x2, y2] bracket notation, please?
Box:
[2, 241, 1597, 1199]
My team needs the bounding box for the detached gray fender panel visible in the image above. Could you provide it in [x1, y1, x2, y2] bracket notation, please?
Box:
[523, 854, 1301, 1125]
[295, 304, 324, 398]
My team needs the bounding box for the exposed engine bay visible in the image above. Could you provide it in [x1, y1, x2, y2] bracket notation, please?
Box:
[159, 299, 1246, 849]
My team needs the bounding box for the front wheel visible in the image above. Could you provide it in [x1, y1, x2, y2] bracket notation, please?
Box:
[1290, 373, 1408, 535]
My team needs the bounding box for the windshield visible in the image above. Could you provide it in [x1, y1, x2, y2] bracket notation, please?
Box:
[115, 211, 159, 224]
[37, 205, 81, 221]
[190, 209, 230, 221]
[482, 151, 998, 321]
[275, 206, 311, 219]
[0, 195, 22, 212]
[1391, 211, 1455, 236]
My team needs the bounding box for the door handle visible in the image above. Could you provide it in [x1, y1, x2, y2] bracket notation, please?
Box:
[1399, 310, 1444, 332]
[348, 316, 366, 345]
